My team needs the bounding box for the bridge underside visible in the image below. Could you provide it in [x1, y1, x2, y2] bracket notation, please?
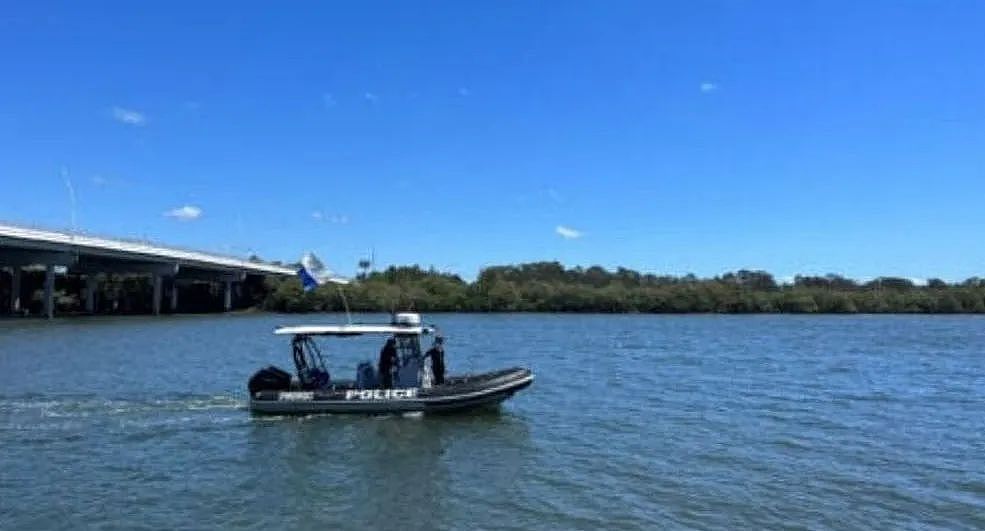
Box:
[0, 248, 285, 318]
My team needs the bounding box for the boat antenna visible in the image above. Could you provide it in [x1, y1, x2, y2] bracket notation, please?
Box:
[337, 285, 353, 325]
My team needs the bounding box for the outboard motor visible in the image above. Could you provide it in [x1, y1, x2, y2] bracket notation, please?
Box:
[248, 365, 292, 395]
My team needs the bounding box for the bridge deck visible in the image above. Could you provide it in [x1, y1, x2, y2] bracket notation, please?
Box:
[0, 222, 296, 317]
[0, 223, 294, 275]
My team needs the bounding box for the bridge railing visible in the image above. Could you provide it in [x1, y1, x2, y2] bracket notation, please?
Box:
[0, 219, 293, 271]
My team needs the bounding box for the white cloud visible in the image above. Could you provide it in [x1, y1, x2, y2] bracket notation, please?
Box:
[364, 92, 378, 103]
[164, 205, 202, 221]
[322, 93, 336, 108]
[699, 82, 718, 94]
[312, 210, 348, 224]
[556, 225, 582, 239]
[112, 106, 146, 126]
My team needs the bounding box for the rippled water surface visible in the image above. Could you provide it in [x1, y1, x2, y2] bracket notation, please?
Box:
[1, 314, 984, 530]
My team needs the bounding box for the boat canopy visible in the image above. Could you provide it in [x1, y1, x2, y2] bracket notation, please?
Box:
[274, 324, 435, 336]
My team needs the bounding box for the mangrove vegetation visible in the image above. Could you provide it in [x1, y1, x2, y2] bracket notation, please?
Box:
[260, 262, 985, 314]
[7, 261, 985, 316]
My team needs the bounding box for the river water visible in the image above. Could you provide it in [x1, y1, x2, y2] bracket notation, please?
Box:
[1, 313, 983, 530]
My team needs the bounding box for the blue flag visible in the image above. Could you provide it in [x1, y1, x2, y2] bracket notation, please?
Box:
[297, 267, 320, 292]
[297, 252, 349, 291]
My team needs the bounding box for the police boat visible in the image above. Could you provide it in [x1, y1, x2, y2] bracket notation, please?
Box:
[247, 313, 534, 415]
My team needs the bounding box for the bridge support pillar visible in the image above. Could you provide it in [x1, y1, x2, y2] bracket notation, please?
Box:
[170, 280, 179, 313]
[43, 264, 55, 319]
[223, 280, 233, 312]
[85, 275, 98, 313]
[152, 274, 163, 315]
[9, 267, 21, 314]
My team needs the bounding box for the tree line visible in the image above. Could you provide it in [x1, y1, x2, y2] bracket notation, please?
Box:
[9, 261, 985, 316]
[260, 262, 985, 314]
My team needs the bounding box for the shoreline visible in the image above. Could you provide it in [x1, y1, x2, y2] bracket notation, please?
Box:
[5, 308, 985, 320]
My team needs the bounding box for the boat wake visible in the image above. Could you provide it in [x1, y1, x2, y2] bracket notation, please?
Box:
[0, 393, 252, 446]
[0, 393, 247, 419]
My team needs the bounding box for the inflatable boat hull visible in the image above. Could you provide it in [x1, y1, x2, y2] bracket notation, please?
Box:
[249, 367, 534, 415]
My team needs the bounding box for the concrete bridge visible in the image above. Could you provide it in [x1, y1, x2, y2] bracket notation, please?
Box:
[0, 223, 295, 318]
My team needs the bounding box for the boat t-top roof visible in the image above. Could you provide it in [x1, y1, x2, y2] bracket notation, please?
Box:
[275, 313, 434, 337]
[274, 324, 435, 336]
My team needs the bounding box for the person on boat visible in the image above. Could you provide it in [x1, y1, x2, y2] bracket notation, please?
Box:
[425, 336, 446, 385]
[378, 337, 398, 389]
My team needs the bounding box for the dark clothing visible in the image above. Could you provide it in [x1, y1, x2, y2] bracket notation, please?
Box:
[378, 343, 398, 389]
[426, 346, 445, 385]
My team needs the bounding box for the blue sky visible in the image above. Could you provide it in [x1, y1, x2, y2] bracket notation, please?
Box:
[1, 1, 983, 281]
